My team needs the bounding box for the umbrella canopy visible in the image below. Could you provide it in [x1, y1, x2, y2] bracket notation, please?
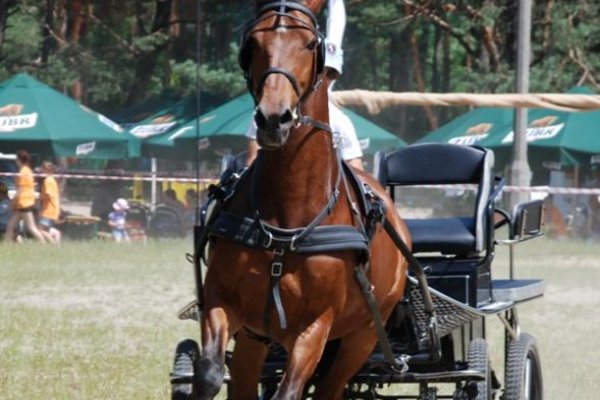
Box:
[126, 97, 199, 157]
[0, 73, 132, 159]
[478, 86, 600, 168]
[162, 94, 404, 156]
[417, 107, 514, 146]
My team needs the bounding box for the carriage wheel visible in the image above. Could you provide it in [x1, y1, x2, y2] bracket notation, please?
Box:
[467, 338, 492, 400]
[502, 333, 543, 400]
[171, 338, 200, 400]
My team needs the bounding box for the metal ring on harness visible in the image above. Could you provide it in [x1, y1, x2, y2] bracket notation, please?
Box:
[290, 234, 299, 251]
[263, 231, 274, 248]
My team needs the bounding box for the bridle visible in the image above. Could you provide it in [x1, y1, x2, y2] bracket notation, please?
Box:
[239, 1, 331, 133]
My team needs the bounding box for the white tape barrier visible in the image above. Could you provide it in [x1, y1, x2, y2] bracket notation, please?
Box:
[1, 171, 599, 196]
[0, 171, 216, 184]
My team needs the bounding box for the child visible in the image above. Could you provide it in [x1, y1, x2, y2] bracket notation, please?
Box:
[108, 198, 130, 242]
[38, 161, 61, 244]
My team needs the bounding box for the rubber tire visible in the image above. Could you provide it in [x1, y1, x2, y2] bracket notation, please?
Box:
[503, 333, 543, 400]
[171, 339, 200, 400]
[468, 338, 492, 400]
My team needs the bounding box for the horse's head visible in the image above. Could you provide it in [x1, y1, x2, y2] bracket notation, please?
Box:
[240, 1, 325, 149]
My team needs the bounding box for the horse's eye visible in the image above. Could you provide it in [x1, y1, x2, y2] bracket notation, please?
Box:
[306, 40, 318, 51]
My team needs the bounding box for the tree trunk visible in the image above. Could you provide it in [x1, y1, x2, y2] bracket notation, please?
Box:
[125, 0, 173, 107]
[66, 0, 90, 101]
[409, 26, 437, 131]
[0, 0, 14, 58]
[440, 30, 451, 124]
[389, 26, 411, 142]
[41, 0, 55, 64]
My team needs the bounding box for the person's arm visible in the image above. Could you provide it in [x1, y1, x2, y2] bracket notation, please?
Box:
[245, 113, 260, 166]
[246, 139, 259, 166]
[324, 0, 346, 75]
[346, 157, 364, 171]
[326, 0, 346, 50]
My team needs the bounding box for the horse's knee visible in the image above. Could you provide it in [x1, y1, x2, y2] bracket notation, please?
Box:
[196, 355, 225, 399]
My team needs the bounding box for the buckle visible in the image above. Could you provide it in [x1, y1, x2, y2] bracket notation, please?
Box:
[271, 262, 283, 277]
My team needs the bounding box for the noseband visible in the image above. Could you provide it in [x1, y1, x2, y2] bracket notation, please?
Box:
[239, 1, 329, 131]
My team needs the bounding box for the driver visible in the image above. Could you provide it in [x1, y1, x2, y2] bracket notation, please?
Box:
[245, 0, 364, 170]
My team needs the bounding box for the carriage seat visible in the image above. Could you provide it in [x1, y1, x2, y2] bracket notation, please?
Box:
[374, 143, 495, 257]
[221, 151, 248, 175]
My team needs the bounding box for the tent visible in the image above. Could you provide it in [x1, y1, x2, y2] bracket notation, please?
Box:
[126, 97, 199, 157]
[0, 73, 133, 159]
[162, 94, 405, 157]
[417, 107, 514, 146]
[478, 86, 600, 169]
[417, 86, 600, 171]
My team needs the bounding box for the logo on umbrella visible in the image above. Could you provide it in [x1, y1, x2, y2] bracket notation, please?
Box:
[449, 122, 493, 145]
[502, 115, 564, 144]
[0, 104, 38, 132]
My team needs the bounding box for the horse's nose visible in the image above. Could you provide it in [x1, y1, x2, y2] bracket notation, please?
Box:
[255, 106, 294, 132]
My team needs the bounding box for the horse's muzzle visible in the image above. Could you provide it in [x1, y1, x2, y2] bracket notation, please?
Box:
[255, 107, 294, 148]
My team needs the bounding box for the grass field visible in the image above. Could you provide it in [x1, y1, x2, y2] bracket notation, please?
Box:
[0, 237, 599, 399]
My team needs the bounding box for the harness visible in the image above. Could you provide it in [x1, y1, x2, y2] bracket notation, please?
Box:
[204, 153, 372, 330]
[193, 0, 439, 375]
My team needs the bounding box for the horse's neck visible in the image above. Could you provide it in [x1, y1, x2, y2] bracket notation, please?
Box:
[256, 86, 338, 228]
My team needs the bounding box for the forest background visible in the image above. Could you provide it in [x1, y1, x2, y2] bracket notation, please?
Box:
[0, 0, 598, 143]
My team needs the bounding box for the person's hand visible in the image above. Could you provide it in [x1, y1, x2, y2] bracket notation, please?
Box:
[325, 67, 340, 81]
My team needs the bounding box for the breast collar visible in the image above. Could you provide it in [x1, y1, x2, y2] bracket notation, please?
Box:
[207, 152, 371, 255]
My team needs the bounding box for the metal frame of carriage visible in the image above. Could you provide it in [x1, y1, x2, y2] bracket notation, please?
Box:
[170, 143, 545, 400]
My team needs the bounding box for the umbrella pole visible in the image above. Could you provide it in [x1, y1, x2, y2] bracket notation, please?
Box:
[151, 157, 157, 212]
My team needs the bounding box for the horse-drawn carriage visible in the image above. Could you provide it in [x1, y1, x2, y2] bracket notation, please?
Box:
[169, 2, 544, 399]
[170, 142, 544, 400]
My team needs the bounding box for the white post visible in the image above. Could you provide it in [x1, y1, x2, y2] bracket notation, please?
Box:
[151, 157, 157, 212]
[510, 0, 533, 208]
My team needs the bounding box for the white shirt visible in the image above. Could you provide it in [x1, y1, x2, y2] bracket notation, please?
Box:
[245, 101, 363, 161]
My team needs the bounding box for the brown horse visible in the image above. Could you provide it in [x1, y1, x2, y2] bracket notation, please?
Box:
[197, 1, 411, 399]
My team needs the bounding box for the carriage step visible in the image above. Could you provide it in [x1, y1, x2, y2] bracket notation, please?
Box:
[354, 368, 487, 384]
[177, 300, 201, 321]
[170, 372, 195, 384]
[491, 279, 544, 304]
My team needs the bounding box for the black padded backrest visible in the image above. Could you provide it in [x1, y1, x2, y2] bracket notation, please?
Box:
[375, 143, 486, 186]
[374, 143, 495, 254]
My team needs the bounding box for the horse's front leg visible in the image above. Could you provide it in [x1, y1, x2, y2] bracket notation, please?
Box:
[229, 330, 269, 400]
[272, 311, 334, 400]
[198, 302, 240, 400]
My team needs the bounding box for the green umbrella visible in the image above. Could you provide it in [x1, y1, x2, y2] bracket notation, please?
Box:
[126, 97, 198, 157]
[479, 86, 600, 168]
[417, 107, 514, 146]
[167, 94, 404, 156]
[0, 73, 132, 159]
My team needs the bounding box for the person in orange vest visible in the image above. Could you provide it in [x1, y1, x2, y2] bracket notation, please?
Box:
[38, 161, 61, 244]
[4, 150, 46, 243]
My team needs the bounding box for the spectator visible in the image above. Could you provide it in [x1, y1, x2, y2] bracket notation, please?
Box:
[183, 188, 199, 230]
[38, 161, 61, 244]
[4, 150, 46, 243]
[108, 198, 130, 242]
[0, 182, 11, 238]
[163, 188, 185, 212]
[91, 179, 122, 223]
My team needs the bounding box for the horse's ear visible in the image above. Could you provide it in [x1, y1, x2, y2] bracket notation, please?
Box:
[303, 0, 325, 14]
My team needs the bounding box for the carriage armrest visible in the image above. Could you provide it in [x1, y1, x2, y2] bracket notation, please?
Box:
[496, 199, 545, 244]
[512, 199, 545, 239]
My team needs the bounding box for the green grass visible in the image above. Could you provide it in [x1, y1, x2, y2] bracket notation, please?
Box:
[0, 237, 599, 399]
[0, 240, 199, 400]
